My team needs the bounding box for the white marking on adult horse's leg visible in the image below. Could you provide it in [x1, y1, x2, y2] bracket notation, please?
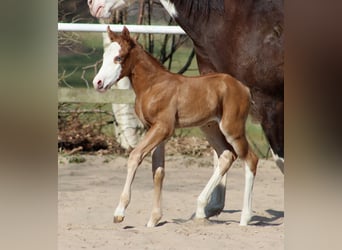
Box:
[275, 157, 284, 174]
[160, 0, 178, 18]
[147, 142, 165, 227]
[196, 150, 234, 219]
[270, 148, 284, 174]
[240, 163, 255, 226]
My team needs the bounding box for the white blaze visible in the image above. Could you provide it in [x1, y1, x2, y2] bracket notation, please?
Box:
[105, 0, 132, 16]
[93, 0, 132, 18]
[93, 42, 122, 91]
[160, 0, 178, 18]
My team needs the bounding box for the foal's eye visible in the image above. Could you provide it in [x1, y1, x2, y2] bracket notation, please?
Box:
[114, 56, 122, 63]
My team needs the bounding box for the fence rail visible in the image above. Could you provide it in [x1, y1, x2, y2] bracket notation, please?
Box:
[58, 23, 186, 34]
[58, 88, 135, 104]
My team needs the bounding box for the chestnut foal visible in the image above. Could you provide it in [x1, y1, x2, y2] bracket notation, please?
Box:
[93, 26, 258, 227]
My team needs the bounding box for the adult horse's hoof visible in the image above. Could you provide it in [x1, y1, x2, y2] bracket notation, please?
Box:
[205, 206, 224, 218]
[113, 216, 125, 223]
[193, 217, 212, 226]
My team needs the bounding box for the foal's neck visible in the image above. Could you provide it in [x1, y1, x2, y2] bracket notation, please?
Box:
[128, 45, 169, 94]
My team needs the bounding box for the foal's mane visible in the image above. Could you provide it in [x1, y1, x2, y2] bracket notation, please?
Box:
[131, 39, 167, 71]
[171, 0, 225, 18]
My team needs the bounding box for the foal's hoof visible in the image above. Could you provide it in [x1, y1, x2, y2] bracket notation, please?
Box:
[239, 212, 253, 226]
[113, 216, 125, 223]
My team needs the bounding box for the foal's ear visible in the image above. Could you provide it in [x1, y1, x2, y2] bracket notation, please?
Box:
[107, 26, 118, 41]
[122, 26, 130, 40]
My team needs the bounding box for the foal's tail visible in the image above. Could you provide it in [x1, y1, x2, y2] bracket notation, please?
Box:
[239, 81, 254, 112]
[245, 86, 260, 122]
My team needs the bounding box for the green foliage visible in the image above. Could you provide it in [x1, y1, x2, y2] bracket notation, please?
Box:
[68, 155, 86, 163]
[58, 32, 103, 88]
[246, 116, 271, 158]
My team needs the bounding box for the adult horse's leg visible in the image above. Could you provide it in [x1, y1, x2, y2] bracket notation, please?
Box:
[262, 99, 283, 157]
[147, 141, 165, 227]
[258, 95, 284, 173]
[113, 124, 171, 224]
[196, 122, 236, 219]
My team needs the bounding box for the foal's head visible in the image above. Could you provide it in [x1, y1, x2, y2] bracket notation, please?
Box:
[93, 26, 135, 92]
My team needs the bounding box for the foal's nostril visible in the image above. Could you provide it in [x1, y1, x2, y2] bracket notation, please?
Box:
[97, 80, 103, 88]
[88, 0, 92, 6]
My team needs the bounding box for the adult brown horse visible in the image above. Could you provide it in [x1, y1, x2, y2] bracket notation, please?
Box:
[88, 0, 283, 219]
[88, 0, 284, 159]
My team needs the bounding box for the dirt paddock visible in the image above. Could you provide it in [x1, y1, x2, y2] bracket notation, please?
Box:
[58, 153, 284, 249]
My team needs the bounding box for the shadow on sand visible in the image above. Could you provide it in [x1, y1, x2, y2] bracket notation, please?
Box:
[164, 209, 284, 227]
[121, 209, 284, 228]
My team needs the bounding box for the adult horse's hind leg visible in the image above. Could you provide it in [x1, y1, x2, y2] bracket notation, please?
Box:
[196, 122, 236, 219]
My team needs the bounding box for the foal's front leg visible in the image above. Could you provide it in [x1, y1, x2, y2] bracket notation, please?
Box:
[113, 124, 170, 224]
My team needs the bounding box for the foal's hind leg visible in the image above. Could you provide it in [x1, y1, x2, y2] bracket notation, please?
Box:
[219, 120, 258, 226]
[196, 122, 236, 218]
[235, 140, 258, 225]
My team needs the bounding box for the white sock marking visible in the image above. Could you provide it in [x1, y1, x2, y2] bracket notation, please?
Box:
[240, 163, 255, 225]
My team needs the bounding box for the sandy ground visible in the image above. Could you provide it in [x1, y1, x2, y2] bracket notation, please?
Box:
[58, 153, 284, 250]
